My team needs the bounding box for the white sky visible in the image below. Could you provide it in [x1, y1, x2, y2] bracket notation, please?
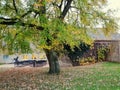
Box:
[108, 0, 120, 9]
[107, 0, 120, 17]
[106, 0, 120, 33]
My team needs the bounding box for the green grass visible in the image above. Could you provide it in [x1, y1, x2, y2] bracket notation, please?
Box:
[0, 62, 120, 90]
[0, 63, 4, 65]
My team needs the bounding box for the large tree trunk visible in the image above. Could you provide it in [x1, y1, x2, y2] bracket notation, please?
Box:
[45, 49, 60, 74]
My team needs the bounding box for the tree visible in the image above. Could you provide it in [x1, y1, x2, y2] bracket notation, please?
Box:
[0, 0, 118, 74]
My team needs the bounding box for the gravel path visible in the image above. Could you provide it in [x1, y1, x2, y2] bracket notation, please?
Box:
[0, 64, 14, 68]
[0, 63, 49, 69]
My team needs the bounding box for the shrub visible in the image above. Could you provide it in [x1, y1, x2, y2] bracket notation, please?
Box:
[64, 42, 90, 66]
[97, 47, 109, 61]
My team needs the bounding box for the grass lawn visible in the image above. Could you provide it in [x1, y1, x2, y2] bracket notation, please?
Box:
[0, 62, 120, 90]
[0, 63, 4, 65]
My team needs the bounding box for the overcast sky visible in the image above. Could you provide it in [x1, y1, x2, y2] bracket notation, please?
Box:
[107, 0, 120, 33]
[107, 0, 120, 17]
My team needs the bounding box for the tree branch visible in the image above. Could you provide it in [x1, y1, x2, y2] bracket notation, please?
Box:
[59, 0, 64, 10]
[70, 6, 80, 10]
[6, 4, 14, 10]
[0, 20, 44, 30]
[0, 7, 44, 30]
[21, 10, 33, 18]
[0, 9, 33, 20]
[0, 17, 16, 21]
[52, 2, 59, 8]
[59, 0, 73, 20]
[13, 0, 18, 14]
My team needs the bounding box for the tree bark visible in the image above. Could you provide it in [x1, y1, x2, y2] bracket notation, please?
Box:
[45, 49, 60, 74]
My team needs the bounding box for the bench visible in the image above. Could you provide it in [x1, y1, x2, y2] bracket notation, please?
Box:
[14, 57, 47, 67]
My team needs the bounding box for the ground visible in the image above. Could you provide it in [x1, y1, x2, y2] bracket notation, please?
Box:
[0, 62, 120, 90]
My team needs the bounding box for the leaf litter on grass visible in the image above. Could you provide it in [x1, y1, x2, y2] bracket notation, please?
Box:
[0, 62, 120, 90]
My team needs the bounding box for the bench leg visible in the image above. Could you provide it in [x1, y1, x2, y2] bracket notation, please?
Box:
[33, 60, 36, 67]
